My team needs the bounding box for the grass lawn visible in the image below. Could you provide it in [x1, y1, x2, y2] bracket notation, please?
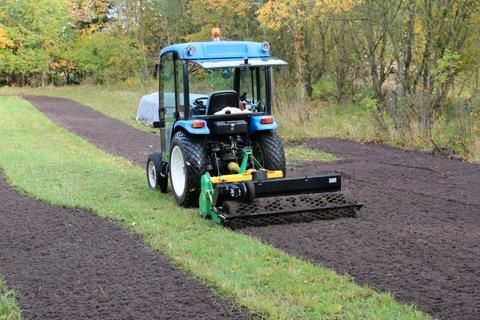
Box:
[0, 278, 20, 320]
[285, 144, 338, 165]
[0, 96, 429, 319]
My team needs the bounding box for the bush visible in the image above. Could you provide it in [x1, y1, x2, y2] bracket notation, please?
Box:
[72, 32, 143, 84]
[311, 76, 336, 100]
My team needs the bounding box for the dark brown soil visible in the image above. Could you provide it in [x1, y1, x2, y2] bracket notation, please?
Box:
[0, 174, 246, 320]
[27, 95, 480, 319]
[247, 139, 480, 320]
[23, 95, 159, 165]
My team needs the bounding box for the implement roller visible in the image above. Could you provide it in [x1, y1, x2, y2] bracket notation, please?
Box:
[199, 148, 362, 226]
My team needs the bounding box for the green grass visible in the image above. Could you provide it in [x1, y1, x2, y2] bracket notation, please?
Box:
[285, 145, 338, 165]
[275, 100, 380, 144]
[0, 96, 429, 319]
[0, 279, 21, 320]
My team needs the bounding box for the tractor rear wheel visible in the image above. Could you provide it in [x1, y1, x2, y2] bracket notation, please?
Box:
[169, 130, 207, 207]
[146, 151, 168, 193]
[252, 131, 286, 175]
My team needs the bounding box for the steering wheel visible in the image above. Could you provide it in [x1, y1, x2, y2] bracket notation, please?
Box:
[193, 97, 208, 108]
[192, 97, 208, 115]
[249, 99, 262, 112]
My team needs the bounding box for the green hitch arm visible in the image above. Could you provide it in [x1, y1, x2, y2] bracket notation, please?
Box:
[239, 148, 251, 174]
[199, 172, 222, 224]
[239, 147, 263, 173]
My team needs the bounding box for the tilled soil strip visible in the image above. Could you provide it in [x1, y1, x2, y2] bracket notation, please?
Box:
[27, 95, 480, 320]
[23, 95, 158, 165]
[0, 175, 245, 320]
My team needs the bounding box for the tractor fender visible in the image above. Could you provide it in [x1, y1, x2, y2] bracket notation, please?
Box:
[173, 120, 210, 135]
[249, 116, 278, 134]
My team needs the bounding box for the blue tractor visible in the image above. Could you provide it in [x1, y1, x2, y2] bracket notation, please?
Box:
[146, 39, 361, 225]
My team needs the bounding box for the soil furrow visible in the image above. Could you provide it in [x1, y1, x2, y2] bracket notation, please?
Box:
[26, 95, 480, 320]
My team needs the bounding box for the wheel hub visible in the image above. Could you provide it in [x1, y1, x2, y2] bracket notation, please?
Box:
[171, 145, 186, 197]
[148, 161, 157, 188]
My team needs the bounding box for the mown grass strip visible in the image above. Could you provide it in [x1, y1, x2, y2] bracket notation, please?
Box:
[285, 144, 338, 165]
[0, 96, 429, 319]
[0, 278, 21, 320]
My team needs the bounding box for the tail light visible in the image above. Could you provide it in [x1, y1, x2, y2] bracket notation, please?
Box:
[192, 120, 205, 128]
[260, 116, 274, 124]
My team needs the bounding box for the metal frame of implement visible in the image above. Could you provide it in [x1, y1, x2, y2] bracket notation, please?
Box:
[199, 149, 363, 224]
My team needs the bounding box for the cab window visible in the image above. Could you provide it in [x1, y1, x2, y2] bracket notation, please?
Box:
[160, 52, 176, 119]
[239, 67, 267, 112]
[175, 58, 185, 116]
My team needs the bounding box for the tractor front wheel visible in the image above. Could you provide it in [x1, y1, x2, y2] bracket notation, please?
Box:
[252, 131, 286, 176]
[146, 151, 168, 193]
[169, 131, 207, 207]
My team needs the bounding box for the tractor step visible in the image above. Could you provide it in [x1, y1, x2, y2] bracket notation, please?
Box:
[217, 191, 362, 227]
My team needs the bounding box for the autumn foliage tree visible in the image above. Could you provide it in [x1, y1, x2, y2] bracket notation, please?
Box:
[257, 0, 358, 98]
[183, 0, 259, 41]
[0, 0, 143, 85]
[0, 0, 478, 119]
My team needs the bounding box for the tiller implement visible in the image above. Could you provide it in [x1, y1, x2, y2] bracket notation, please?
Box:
[199, 148, 361, 225]
[145, 32, 362, 226]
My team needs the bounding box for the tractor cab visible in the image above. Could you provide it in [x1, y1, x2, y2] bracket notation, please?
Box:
[155, 41, 287, 163]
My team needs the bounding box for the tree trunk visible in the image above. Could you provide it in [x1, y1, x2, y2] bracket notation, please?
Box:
[364, 0, 388, 134]
[293, 29, 306, 100]
[335, 20, 348, 104]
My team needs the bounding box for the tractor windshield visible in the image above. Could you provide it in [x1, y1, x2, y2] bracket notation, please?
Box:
[188, 65, 233, 96]
[187, 61, 268, 116]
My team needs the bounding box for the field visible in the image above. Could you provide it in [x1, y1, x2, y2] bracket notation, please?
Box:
[1, 0, 478, 318]
[0, 88, 479, 319]
[0, 95, 431, 319]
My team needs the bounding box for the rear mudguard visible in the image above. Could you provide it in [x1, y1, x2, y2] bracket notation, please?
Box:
[174, 120, 210, 135]
[249, 115, 278, 134]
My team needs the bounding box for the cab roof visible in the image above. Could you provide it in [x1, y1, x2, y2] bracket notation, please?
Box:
[160, 41, 271, 60]
[190, 58, 288, 69]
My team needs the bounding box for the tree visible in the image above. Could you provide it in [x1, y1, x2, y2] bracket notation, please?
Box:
[0, 24, 14, 49]
[257, 0, 358, 99]
[0, 0, 72, 85]
[69, 0, 113, 32]
[184, 0, 259, 41]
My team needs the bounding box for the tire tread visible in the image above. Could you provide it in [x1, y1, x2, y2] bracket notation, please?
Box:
[252, 131, 286, 174]
[147, 151, 168, 193]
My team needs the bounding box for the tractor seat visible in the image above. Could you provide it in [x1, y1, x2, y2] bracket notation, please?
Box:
[206, 90, 239, 115]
